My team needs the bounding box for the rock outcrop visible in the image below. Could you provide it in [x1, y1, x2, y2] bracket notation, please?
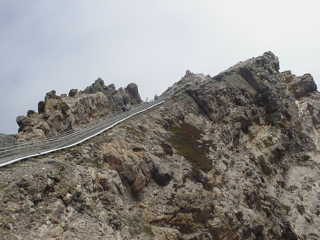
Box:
[16, 79, 142, 141]
[1, 52, 320, 239]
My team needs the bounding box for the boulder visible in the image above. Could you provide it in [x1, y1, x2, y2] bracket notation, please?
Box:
[45, 90, 58, 100]
[38, 101, 45, 114]
[151, 163, 173, 187]
[84, 78, 106, 94]
[290, 73, 317, 98]
[107, 83, 116, 90]
[27, 110, 36, 117]
[16, 116, 30, 128]
[126, 83, 142, 104]
[68, 89, 78, 97]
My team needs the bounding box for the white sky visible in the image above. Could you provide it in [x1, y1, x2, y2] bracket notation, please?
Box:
[1, 0, 320, 133]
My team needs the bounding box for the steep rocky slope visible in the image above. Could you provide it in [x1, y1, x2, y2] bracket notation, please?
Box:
[1, 52, 320, 240]
[16, 79, 142, 141]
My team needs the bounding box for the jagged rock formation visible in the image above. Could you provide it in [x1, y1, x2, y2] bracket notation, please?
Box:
[162, 70, 211, 97]
[16, 79, 142, 140]
[1, 52, 320, 239]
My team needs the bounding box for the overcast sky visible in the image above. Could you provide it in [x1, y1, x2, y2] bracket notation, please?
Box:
[0, 0, 320, 134]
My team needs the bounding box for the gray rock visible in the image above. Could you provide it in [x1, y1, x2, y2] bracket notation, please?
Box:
[107, 83, 116, 90]
[290, 73, 317, 98]
[126, 83, 142, 104]
[151, 163, 173, 187]
[38, 101, 45, 114]
[68, 89, 78, 97]
[84, 78, 106, 94]
[27, 110, 36, 117]
[45, 90, 58, 100]
[16, 116, 28, 128]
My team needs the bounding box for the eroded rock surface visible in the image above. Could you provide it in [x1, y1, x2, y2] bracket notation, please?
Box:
[16, 79, 142, 141]
[1, 52, 320, 239]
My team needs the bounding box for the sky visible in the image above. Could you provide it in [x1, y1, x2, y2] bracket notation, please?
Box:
[1, 0, 320, 134]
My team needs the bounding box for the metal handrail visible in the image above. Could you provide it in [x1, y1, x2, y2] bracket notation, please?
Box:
[0, 99, 166, 168]
[0, 100, 157, 151]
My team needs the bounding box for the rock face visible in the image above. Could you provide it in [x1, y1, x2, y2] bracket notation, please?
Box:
[1, 52, 320, 239]
[162, 70, 211, 97]
[16, 79, 142, 140]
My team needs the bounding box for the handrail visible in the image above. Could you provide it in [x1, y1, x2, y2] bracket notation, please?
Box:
[0, 101, 156, 151]
[0, 99, 165, 168]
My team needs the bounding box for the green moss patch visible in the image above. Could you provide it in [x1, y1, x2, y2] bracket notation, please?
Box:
[168, 123, 212, 172]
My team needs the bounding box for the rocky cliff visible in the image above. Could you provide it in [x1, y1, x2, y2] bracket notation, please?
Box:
[1, 52, 320, 240]
[16, 79, 142, 141]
